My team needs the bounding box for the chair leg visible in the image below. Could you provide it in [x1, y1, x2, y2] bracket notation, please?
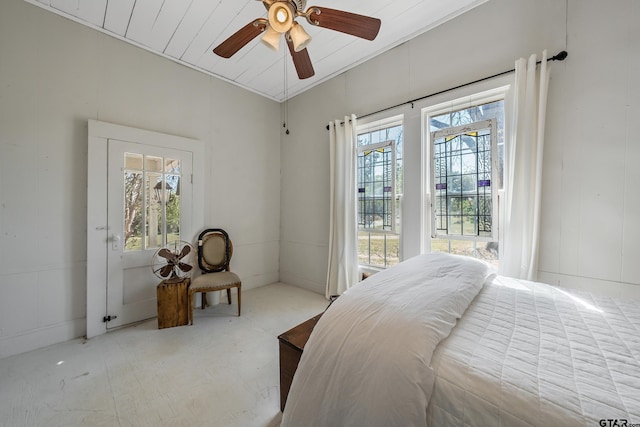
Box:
[237, 284, 241, 316]
[188, 291, 194, 325]
[227, 288, 232, 305]
[201, 292, 207, 309]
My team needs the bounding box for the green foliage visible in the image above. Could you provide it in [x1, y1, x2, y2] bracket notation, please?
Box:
[166, 193, 180, 234]
[124, 173, 143, 248]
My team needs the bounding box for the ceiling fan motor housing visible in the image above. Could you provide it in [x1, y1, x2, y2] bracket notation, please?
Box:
[291, 0, 306, 12]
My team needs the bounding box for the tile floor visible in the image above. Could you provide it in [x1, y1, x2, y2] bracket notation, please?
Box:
[0, 283, 328, 427]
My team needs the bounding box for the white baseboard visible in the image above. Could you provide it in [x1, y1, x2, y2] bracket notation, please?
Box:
[538, 271, 640, 300]
[240, 271, 280, 290]
[0, 318, 85, 359]
[279, 271, 325, 295]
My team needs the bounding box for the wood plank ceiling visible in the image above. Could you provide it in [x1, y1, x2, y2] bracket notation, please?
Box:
[24, 0, 488, 102]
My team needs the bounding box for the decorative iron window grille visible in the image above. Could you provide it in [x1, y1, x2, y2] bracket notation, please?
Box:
[357, 140, 396, 232]
[431, 119, 497, 241]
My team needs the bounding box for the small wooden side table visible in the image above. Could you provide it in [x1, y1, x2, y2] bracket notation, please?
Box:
[277, 312, 323, 412]
[157, 277, 190, 329]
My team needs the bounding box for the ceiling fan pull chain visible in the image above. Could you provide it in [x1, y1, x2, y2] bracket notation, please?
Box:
[283, 42, 290, 134]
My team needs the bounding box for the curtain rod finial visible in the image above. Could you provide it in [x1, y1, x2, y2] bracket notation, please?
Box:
[551, 51, 568, 61]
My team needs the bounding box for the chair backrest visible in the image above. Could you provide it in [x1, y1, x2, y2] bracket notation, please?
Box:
[197, 228, 233, 273]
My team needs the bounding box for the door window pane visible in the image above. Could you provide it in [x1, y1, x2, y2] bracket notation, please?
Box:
[145, 156, 163, 172]
[123, 172, 143, 250]
[165, 158, 181, 173]
[146, 173, 163, 249]
[125, 153, 143, 170]
[165, 174, 180, 244]
[124, 152, 182, 252]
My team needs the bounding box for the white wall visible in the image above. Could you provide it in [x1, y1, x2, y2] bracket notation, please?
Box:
[0, 0, 281, 358]
[280, 0, 640, 299]
[2, 0, 639, 359]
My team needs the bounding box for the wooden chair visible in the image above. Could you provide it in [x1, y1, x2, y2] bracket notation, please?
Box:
[188, 228, 241, 324]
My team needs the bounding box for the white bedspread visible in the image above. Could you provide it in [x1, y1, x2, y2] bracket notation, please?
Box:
[281, 253, 495, 427]
[428, 276, 640, 426]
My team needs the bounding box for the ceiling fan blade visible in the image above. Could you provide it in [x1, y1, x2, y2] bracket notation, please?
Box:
[306, 7, 381, 41]
[286, 38, 315, 79]
[213, 19, 268, 58]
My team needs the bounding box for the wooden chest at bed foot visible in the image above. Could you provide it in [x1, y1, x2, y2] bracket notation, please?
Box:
[157, 277, 190, 329]
[278, 313, 323, 412]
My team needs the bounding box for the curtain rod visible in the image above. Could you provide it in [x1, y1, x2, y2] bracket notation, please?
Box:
[326, 50, 568, 130]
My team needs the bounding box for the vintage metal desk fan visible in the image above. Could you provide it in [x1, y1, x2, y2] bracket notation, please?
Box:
[151, 240, 194, 281]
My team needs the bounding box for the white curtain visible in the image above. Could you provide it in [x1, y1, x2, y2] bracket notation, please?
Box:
[500, 50, 551, 281]
[326, 114, 359, 298]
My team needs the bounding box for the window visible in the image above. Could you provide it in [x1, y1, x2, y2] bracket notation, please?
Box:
[357, 118, 403, 268]
[432, 120, 497, 237]
[123, 153, 182, 251]
[424, 91, 506, 266]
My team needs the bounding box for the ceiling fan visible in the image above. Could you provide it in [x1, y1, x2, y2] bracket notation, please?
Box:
[213, 0, 382, 80]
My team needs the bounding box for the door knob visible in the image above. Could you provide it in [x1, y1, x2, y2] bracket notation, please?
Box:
[111, 234, 121, 251]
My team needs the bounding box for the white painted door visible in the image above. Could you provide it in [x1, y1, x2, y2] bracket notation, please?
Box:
[106, 139, 193, 329]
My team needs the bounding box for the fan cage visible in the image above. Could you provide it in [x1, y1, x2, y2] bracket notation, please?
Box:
[151, 241, 195, 281]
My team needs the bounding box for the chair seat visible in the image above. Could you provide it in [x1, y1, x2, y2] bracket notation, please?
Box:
[190, 271, 241, 291]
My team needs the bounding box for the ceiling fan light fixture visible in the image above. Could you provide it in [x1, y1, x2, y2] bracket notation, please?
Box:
[269, 2, 294, 33]
[289, 22, 311, 52]
[261, 25, 281, 51]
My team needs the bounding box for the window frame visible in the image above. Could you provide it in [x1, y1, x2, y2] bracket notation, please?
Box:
[356, 115, 404, 269]
[422, 85, 509, 258]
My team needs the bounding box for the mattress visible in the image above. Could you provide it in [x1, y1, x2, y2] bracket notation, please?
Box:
[427, 276, 640, 426]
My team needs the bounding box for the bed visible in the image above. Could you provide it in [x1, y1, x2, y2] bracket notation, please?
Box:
[280, 253, 640, 427]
